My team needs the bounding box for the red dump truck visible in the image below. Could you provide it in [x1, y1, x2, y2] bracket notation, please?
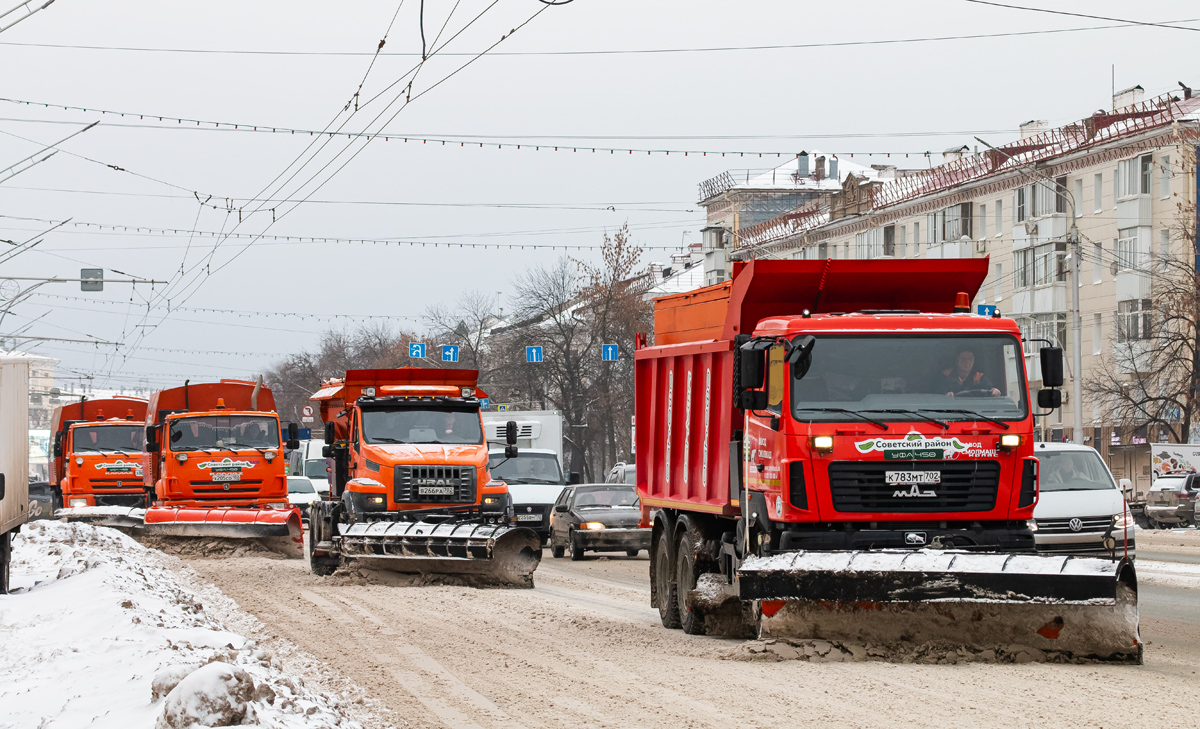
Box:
[142, 378, 304, 557]
[50, 397, 148, 519]
[636, 258, 1140, 661]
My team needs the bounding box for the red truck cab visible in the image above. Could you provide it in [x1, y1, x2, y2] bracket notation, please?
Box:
[50, 397, 148, 509]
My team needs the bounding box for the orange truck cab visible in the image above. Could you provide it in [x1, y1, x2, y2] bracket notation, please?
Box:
[141, 379, 303, 554]
[50, 397, 149, 509]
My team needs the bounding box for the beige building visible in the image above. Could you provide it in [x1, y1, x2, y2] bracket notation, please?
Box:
[700, 85, 1200, 492]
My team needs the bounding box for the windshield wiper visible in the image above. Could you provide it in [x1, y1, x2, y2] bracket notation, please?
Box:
[369, 437, 405, 444]
[861, 409, 949, 429]
[225, 442, 272, 455]
[172, 446, 213, 454]
[794, 408, 888, 430]
[918, 409, 1011, 430]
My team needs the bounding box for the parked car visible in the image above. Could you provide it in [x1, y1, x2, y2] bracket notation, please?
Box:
[548, 483, 650, 560]
[286, 476, 322, 512]
[27, 480, 58, 521]
[488, 448, 574, 542]
[1145, 473, 1198, 528]
[1032, 442, 1135, 557]
[604, 462, 635, 485]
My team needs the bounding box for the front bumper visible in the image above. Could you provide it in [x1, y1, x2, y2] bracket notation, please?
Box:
[1035, 532, 1135, 558]
[574, 527, 651, 551]
[775, 522, 1035, 552]
[1146, 504, 1194, 523]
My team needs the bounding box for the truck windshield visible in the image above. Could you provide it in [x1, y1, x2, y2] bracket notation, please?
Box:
[1038, 450, 1117, 492]
[169, 415, 280, 450]
[791, 334, 1027, 423]
[361, 407, 483, 445]
[489, 452, 563, 484]
[72, 425, 141, 453]
[304, 459, 328, 480]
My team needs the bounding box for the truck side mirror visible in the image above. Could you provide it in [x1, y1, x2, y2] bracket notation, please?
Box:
[505, 420, 518, 445]
[568, 471, 582, 485]
[324, 421, 335, 444]
[287, 422, 300, 451]
[1120, 478, 1134, 496]
[738, 341, 766, 390]
[53, 432, 62, 458]
[787, 335, 816, 380]
[1037, 389, 1062, 409]
[321, 445, 332, 458]
[145, 424, 159, 450]
[1040, 346, 1064, 387]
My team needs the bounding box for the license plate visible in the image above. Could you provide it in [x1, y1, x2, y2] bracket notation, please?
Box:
[418, 486, 454, 496]
[516, 513, 542, 522]
[885, 471, 941, 485]
[212, 471, 241, 482]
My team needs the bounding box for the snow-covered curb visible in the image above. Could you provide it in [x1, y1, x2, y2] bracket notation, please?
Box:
[0, 521, 365, 729]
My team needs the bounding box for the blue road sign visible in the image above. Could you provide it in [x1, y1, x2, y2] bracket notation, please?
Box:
[526, 346, 543, 363]
[602, 344, 619, 361]
[977, 305, 998, 317]
[409, 342, 426, 359]
[480, 398, 490, 410]
[441, 345, 460, 363]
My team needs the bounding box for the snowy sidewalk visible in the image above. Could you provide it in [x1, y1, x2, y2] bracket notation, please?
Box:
[0, 521, 370, 729]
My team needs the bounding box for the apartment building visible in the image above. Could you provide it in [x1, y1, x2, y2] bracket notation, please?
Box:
[700, 84, 1200, 491]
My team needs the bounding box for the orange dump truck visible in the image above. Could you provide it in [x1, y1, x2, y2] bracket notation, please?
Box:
[308, 368, 541, 586]
[50, 397, 149, 525]
[142, 378, 303, 557]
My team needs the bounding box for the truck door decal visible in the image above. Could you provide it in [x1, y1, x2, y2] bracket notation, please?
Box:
[683, 370, 692, 485]
[702, 367, 711, 490]
[665, 370, 673, 486]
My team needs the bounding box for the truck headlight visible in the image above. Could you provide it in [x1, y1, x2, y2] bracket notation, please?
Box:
[811, 435, 834, 451]
[268, 503, 288, 509]
[483, 496, 501, 506]
[366, 496, 385, 506]
[583, 522, 606, 530]
[70, 498, 87, 507]
[175, 453, 187, 463]
[264, 450, 276, 461]
[1000, 434, 1022, 448]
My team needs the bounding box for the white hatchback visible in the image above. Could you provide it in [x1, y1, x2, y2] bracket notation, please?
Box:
[1032, 442, 1135, 558]
[286, 476, 322, 508]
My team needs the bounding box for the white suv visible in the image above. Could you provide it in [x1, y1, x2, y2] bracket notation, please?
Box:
[1032, 442, 1135, 558]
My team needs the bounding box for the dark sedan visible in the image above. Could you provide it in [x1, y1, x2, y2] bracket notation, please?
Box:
[548, 484, 651, 560]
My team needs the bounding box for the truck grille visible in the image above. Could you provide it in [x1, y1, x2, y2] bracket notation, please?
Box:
[1036, 516, 1112, 534]
[394, 465, 476, 504]
[90, 477, 141, 489]
[827, 460, 1000, 513]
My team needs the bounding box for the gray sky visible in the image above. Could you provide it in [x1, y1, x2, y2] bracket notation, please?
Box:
[1, 0, 1195, 390]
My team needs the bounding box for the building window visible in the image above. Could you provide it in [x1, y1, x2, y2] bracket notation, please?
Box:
[856, 228, 883, 258]
[993, 263, 1002, 301]
[1116, 154, 1153, 199]
[1160, 155, 1171, 199]
[1093, 241, 1102, 284]
[1093, 172, 1103, 212]
[938, 202, 972, 241]
[897, 224, 907, 258]
[842, 241, 849, 259]
[1073, 179, 1083, 217]
[883, 225, 896, 256]
[1016, 313, 1067, 356]
[979, 203, 987, 238]
[1116, 299, 1153, 341]
[1016, 186, 1027, 222]
[1115, 228, 1139, 270]
[1093, 313, 1102, 355]
[1054, 176, 1068, 214]
[994, 199, 1002, 235]
[1015, 242, 1067, 289]
[1014, 249, 1030, 289]
[1160, 228, 1170, 271]
[913, 221, 920, 253]
[831, 243, 838, 259]
[818, 242, 828, 259]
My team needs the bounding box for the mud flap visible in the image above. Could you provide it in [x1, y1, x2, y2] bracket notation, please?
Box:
[54, 506, 146, 531]
[336, 521, 542, 588]
[142, 506, 305, 559]
[738, 550, 1140, 662]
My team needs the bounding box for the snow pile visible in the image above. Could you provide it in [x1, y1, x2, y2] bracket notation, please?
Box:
[1136, 559, 1200, 589]
[726, 638, 1090, 665]
[0, 521, 362, 729]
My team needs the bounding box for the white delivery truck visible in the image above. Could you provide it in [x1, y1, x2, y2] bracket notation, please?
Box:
[287, 438, 328, 497]
[0, 355, 31, 594]
[483, 410, 578, 542]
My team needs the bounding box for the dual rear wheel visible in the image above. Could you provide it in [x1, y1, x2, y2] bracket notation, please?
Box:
[654, 524, 704, 634]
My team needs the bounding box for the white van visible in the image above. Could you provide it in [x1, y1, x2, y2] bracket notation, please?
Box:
[287, 439, 328, 496]
[1032, 442, 1135, 558]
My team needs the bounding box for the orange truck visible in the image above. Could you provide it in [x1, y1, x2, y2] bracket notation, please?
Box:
[308, 368, 541, 586]
[50, 397, 149, 523]
[142, 378, 304, 557]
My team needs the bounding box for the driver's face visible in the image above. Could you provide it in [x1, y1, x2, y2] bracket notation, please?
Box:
[442, 412, 455, 431]
[957, 351, 975, 372]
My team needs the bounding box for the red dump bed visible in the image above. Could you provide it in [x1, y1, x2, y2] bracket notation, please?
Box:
[635, 258, 990, 514]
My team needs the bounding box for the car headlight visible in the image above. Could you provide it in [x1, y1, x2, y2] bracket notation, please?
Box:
[69, 498, 87, 508]
[1113, 513, 1134, 530]
[1026, 519, 1039, 533]
[583, 522, 606, 530]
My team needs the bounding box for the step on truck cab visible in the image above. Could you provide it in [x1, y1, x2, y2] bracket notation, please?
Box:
[308, 368, 541, 586]
[142, 378, 304, 557]
[50, 397, 149, 523]
[638, 258, 1140, 661]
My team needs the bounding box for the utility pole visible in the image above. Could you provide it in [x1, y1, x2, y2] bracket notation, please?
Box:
[975, 137, 1084, 444]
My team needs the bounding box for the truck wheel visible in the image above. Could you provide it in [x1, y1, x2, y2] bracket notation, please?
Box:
[626, 549, 640, 557]
[307, 506, 340, 576]
[654, 529, 681, 629]
[570, 531, 585, 561]
[675, 531, 706, 635]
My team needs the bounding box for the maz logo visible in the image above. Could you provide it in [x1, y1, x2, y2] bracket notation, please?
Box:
[892, 485, 937, 498]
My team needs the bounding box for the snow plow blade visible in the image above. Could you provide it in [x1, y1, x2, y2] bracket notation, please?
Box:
[143, 506, 304, 559]
[337, 521, 542, 588]
[54, 506, 145, 530]
[738, 550, 1140, 662]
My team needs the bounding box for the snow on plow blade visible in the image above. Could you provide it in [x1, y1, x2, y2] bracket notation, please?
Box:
[143, 506, 304, 559]
[337, 521, 542, 588]
[738, 550, 1140, 662]
[53, 506, 146, 530]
